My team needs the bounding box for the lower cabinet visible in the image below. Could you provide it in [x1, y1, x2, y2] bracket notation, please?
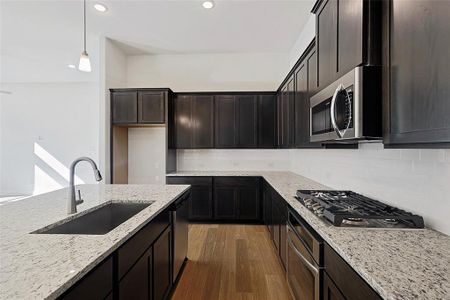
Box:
[60, 257, 113, 300]
[324, 243, 382, 300]
[214, 177, 260, 221]
[153, 227, 172, 300]
[262, 181, 273, 236]
[166, 177, 213, 221]
[119, 248, 152, 300]
[323, 272, 345, 300]
[270, 190, 287, 269]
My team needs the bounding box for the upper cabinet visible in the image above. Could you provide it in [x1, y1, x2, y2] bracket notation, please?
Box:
[382, 0, 450, 146]
[257, 94, 277, 148]
[313, 0, 380, 91]
[278, 77, 295, 148]
[111, 89, 170, 125]
[174, 94, 214, 149]
[215, 94, 260, 148]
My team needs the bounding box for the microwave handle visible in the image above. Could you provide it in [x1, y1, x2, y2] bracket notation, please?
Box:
[330, 84, 344, 138]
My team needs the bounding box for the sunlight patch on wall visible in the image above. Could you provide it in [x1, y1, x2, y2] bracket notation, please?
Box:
[33, 165, 62, 195]
[34, 142, 84, 184]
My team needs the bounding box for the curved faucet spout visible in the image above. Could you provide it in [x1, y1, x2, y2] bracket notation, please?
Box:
[68, 157, 102, 214]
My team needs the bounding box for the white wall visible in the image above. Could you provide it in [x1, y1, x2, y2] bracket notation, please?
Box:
[128, 128, 166, 185]
[100, 38, 127, 184]
[0, 82, 100, 196]
[126, 53, 289, 92]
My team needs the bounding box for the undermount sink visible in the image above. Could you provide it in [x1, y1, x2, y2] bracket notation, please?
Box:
[34, 202, 152, 235]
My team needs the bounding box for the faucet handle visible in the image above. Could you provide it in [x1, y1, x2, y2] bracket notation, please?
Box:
[76, 190, 84, 205]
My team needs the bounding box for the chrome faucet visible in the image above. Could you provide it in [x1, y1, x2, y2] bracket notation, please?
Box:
[68, 157, 102, 214]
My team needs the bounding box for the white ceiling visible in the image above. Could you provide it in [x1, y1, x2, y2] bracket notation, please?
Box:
[1, 0, 315, 82]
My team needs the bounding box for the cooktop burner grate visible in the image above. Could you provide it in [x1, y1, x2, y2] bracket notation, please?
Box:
[296, 190, 425, 228]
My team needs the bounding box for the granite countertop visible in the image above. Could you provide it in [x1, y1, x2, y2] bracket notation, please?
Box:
[0, 184, 190, 299]
[167, 171, 450, 300]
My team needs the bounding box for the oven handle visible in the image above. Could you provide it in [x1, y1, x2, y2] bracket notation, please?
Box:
[330, 84, 344, 138]
[287, 227, 319, 276]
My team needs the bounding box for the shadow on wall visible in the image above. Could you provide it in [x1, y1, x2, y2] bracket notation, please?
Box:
[33, 142, 84, 195]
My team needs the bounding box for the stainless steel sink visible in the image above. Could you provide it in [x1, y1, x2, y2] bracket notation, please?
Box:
[34, 202, 152, 235]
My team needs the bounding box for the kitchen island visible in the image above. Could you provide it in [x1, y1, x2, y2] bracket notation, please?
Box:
[0, 184, 190, 299]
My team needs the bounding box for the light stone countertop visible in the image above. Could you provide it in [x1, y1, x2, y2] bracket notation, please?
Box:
[167, 171, 450, 300]
[0, 184, 190, 299]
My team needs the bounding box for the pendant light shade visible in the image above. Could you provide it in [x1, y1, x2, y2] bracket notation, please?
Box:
[79, 51, 91, 72]
[78, 0, 91, 72]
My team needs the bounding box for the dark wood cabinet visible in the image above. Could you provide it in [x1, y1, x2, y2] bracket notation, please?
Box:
[119, 248, 152, 300]
[166, 177, 213, 221]
[323, 272, 345, 300]
[262, 181, 273, 237]
[213, 177, 261, 221]
[236, 95, 258, 148]
[60, 257, 113, 300]
[153, 226, 172, 300]
[382, 0, 450, 146]
[324, 243, 382, 300]
[257, 94, 277, 148]
[215, 95, 258, 148]
[279, 76, 295, 148]
[307, 47, 319, 97]
[313, 0, 380, 90]
[270, 191, 287, 269]
[174, 95, 214, 148]
[112, 91, 138, 124]
[214, 186, 238, 219]
[138, 91, 165, 124]
[215, 95, 237, 148]
[294, 43, 322, 149]
[111, 89, 169, 125]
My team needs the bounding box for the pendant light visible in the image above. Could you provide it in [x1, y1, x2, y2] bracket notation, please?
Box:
[78, 0, 91, 72]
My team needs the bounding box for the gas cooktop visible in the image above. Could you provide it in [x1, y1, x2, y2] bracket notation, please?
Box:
[296, 190, 425, 228]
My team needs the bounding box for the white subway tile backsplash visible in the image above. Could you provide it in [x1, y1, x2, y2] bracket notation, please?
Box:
[175, 143, 450, 234]
[420, 149, 446, 162]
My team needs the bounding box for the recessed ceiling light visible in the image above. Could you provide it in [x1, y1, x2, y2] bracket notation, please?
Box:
[202, 1, 214, 9]
[94, 3, 108, 12]
[68, 64, 76, 69]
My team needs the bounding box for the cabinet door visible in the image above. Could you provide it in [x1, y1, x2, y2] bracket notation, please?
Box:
[236, 95, 258, 148]
[138, 91, 165, 124]
[112, 91, 138, 124]
[316, 0, 337, 90]
[337, 0, 363, 76]
[383, 0, 450, 145]
[280, 77, 295, 148]
[61, 257, 113, 300]
[262, 182, 272, 229]
[192, 95, 214, 148]
[237, 180, 260, 221]
[174, 95, 193, 148]
[307, 49, 319, 98]
[214, 186, 237, 220]
[279, 204, 287, 269]
[119, 249, 152, 300]
[215, 95, 237, 148]
[257, 95, 277, 148]
[153, 227, 171, 300]
[190, 185, 213, 220]
[323, 272, 345, 300]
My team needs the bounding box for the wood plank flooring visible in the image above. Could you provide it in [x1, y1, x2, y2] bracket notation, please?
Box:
[171, 224, 292, 300]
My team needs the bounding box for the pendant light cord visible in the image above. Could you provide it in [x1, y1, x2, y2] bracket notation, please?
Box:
[83, 0, 86, 52]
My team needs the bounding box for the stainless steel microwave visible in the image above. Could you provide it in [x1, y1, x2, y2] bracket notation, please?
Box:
[310, 66, 382, 143]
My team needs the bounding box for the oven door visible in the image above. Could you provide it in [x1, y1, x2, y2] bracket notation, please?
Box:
[286, 224, 320, 300]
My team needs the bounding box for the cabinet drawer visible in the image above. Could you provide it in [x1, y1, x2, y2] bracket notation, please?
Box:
[60, 257, 113, 300]
[324, 243, 382, 300]
[214, 176, 259, 187]
[166, 176, 212, 186]
[118, 210, 170, 279]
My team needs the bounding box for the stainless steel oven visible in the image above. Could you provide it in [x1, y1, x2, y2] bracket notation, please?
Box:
[286, 211, 322, 300]
[310, 66, 381, 143]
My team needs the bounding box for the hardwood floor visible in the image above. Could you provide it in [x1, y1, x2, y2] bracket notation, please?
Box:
[172, 224, 292, 300]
